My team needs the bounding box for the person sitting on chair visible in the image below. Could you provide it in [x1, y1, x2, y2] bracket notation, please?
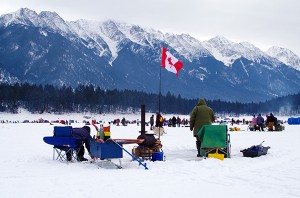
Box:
[67, 126, 92, 161]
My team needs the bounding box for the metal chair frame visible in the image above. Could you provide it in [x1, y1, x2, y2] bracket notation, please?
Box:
[53, 140, 83, 162]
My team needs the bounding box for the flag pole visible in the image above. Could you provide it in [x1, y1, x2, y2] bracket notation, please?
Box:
[159, 64, 161, 114]
[158, 59, 162, 140]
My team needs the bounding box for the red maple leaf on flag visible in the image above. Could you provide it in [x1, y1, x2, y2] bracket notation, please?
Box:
[161, 46, 183, 77]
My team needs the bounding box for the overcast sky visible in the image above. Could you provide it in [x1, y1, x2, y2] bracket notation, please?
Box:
[1, 0, 300, 56]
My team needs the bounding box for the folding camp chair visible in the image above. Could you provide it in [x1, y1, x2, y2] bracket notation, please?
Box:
[43, 126, 83, 162]
[197, 125, 231, 159]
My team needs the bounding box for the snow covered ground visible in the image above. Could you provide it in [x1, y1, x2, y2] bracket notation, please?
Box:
[0, 110, 300, 198]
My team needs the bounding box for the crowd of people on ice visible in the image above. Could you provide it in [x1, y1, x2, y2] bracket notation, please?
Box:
[1, 112, 285, 132]
[224, 113, 285, 132]
[246, 113, 285, 131]
[108, 113, 285, 132]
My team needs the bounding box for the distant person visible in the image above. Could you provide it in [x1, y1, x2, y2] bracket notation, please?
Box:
[121, 117, 126, 126]
[150, 115, 154, 130]
[190, 98, 215, 157]
[250, 114, 258, 131]
[177, 116, 181, 127]
[256, 113, 265, 131]
[171, 116, 177, 127]
[266, 113, 276, 131]
[252, 114, 257, 125]
[155, 113, 164, 128]
[154, 113, 164, 136]
[115, 119, 120, 126]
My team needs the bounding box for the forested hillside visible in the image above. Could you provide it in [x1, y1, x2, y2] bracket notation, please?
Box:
[0, 83, 299, 115]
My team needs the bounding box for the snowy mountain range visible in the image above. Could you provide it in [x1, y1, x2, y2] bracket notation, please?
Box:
[0, 8, 300, 102]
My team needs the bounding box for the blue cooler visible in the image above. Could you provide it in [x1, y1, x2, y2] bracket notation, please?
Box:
[152, 152, 164, 161]
[90, 140, 123, 160]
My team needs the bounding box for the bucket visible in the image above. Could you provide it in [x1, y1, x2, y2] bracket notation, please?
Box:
[103, 126, 110, 132]
[208, 148, 224, 160]
[152, 152, 164, 161]
[103, 126, 110, 141]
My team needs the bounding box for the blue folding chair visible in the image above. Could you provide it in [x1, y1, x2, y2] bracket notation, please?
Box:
[43, 126, 83, 162]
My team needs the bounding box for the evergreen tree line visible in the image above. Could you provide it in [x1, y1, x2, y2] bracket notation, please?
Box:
[0, 83, 299, 115]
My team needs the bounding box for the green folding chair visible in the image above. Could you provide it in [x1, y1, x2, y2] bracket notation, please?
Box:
[197, 125, 231, 159]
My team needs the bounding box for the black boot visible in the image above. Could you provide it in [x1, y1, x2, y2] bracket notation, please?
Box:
[78, 156, 88, 161]
[77, 146, 88, 161]
[196, 141, 201, 157]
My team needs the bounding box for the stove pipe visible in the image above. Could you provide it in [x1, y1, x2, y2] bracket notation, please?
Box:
[137, 104, 156, 147]
[141, 104, 146, 135]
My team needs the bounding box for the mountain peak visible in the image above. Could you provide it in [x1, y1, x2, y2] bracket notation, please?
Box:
[14, 7, 27, 13]
[267, 46, 300, 70]
[39, 11, 62, 21]
[202, 36, 241, 66]
[16, 8, 37, 17]
[0, 8, 39, 27]
[165, 33, 211, 61]
[38, 10, 69, 33]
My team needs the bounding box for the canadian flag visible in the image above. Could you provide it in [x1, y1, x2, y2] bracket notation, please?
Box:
[161, 46, 183, 77]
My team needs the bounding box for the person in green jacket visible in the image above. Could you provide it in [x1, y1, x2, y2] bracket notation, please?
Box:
[190, 98, 215, 157]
